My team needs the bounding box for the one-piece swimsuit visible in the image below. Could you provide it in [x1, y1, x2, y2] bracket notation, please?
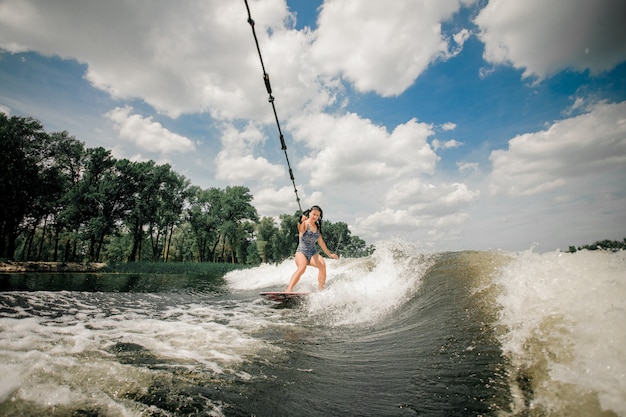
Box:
[296, 224, 319, 262]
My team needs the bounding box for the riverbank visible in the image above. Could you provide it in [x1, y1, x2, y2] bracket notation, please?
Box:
[0, 260, 249, 274]
[0, 261, 106, 273]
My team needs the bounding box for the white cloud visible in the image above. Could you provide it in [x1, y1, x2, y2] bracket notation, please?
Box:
[253, 186, 322, 217]
[106, 106, 195, 154]
[475, 0, 626, 79]
[564, 97, 586, 116]
[283, 111, 483, 244]
[0, 0, 338, 121]
[355, 209, 417, 239]
[311, 0, 477, 96]
[252, 186, 300, 216]
[453, 29, 471, 48]
[489, 101, 626, 196]
[441, 122, 457, 131]
[384, 179, 479, 216]
[457, 161, 479, 173]
[2, 0, 623, 252]
[289, 113, 438, 186]
[351, 179, 479, 242]
[0, 104, 9, 115]
[432, 138, 462, 150]
[353, 208, 470, 242]
[215, 123, 284, 184]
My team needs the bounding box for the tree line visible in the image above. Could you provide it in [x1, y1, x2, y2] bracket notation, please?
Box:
[0, 114, 374, 264]
[567, 238, 626, 253]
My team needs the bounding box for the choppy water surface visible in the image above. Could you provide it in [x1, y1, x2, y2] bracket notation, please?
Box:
[1, 242, 624, 416]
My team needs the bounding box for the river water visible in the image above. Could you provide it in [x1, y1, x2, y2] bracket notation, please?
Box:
[1, 241, 624, 416]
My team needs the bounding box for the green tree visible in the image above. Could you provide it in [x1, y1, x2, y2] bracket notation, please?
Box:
[61, 147, 122, 262]
[319, 220, 347, 255]
[20, 131, 87, 262]
[187, 187, 222, 262]
[0, 115, 57, 259]
[47, 131, 86, 261]
[262, 213, 374, 263]
[111, 160, 184, 262]
[186, 186, 258, 263]
[115, 159, 149, 262]
[256, 217, 279, 263]
[216, 186, 258, 263]
[570, 238, 626, 252]
[1, 114, 376, 265]
[145, 165, 190, 262]
[269, 213, 300, 261]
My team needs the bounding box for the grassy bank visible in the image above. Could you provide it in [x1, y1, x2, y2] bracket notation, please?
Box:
[100, 261, 251, 275]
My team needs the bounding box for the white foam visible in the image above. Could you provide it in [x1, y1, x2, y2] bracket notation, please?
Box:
[225, 258, 321, 291]
[0, 292, 285, 414]
[495, 249, 626, 415]
[225, 240, 433, 327]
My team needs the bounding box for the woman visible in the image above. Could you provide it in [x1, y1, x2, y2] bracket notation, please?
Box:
[286, 205, 339, 292]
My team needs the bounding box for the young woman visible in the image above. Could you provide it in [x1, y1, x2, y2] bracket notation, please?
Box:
[286, 205, 339, 292]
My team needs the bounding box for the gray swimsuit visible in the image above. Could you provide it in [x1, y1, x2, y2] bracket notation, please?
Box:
[296, 225, 319, 262]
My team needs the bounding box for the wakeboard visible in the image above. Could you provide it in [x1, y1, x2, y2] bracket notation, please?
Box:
[259, 292, 310, 302]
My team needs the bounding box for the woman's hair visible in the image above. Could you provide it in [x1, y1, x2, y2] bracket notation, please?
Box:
[301, 205, 324, 233]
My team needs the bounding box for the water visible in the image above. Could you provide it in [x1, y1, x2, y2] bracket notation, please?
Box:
[1, 241, 624, 416]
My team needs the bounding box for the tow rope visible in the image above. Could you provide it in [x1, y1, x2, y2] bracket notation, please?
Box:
[244, 0, 303, 213]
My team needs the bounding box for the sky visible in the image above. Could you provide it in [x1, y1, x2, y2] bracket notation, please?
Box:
[1, 0, 625, 252]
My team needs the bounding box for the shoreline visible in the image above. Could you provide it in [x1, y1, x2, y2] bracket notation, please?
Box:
[0, 261, 107, 273]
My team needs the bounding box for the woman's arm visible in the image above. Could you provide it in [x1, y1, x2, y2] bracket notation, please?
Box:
[318, 234, 339, 259]
[297, 215, 307, 235]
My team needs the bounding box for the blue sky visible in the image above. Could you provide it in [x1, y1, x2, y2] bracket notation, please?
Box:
[1, 0, 625, 251]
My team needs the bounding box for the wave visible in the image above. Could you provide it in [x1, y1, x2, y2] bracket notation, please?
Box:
[494, 248, 626, 416]
[225, 241, 626, 416]
[226, 239, 435, 326]
[2, 240, 623, 416]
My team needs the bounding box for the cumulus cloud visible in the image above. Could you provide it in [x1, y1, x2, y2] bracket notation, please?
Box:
[106, 106, 195, 154]
[432, 139, 462, 150]
[253, 186, 322, 217]
[215, 123, 284, 184]
[311, 0, 477, 96]
[489, 101, 626, 196]
[384, 179, 479, 215]
[289, 113, 438, 186]
[252, 185, 300, 216]
[0, 0, 336, 121]
[3, 0, 623, 251]
[457, 162, 479, 173]
[441, 122, 457, 131]
[354, 208, 470, 241]
[351, 179, 479, 240]
[475, 0, 626, 79]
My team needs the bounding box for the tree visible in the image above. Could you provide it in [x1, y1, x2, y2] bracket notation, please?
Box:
[61, 147, 120, 262]
[256, 217, 279, 263]
[1, 114, 375, 265]
[186, 186, 258, 263]
[568, 238, 626, 252]
[0, 115, 52, 259]
[319, 220, 348, 255]
[216, 186, 258, 263]
[187, 187, 222, 262]
[270, 213, 300, 261]
[145, 165, 190, 262]
[47, 131, 86, 261]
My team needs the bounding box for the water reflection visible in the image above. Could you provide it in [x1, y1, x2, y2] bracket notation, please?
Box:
[0, 272, 226, 294]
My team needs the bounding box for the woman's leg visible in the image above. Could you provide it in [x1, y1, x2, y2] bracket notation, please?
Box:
[308, 254, 327, 290]
[286, 252, 308, 292]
